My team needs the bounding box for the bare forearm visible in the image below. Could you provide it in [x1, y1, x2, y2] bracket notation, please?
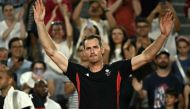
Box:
[36, 22, 57, 54]
[106, 11, 116, 28]
[20, 20, 27, 39]
[2, 27, 14, 40]
[132, 0, 141, 16]
[109, 0, 122, 13]
[143, 35, 167, 60]
[72, 1, 83, 25]
[64, 16, 73, 48]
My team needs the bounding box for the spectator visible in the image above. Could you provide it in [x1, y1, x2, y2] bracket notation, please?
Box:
[72, 0, 116, 43]
[0, 47, 8, 65]
[172, 36, 190, 84]
[108, 26, 127, 63]
[108, 0, 141, 37]
[20, 60, 47, 93]
[0, 3, 26, 49]
[133, 49, 184, 109]
[31, 79, 61, 109]
[165, 88, 179, 109]
[0, 64, 34, 109]
[7, 37, 32, 89]
[147, 0, 181, 57]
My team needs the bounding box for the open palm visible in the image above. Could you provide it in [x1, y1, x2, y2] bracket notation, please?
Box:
[160, 10, 174, 37]
[33, 0, 45, 23]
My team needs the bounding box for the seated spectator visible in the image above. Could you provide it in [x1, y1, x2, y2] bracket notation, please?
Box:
[172, 36, 190, 84]
[20, 60, 47, 93]
[184, 0, 190, 18]
[0, 47, 8, 65]
[31, 79, 61, 109]
[0, 64, 34, 109]
[0, 3, 26, 49]
[165, 88, 179, 109]
[7, 37, 32, 89]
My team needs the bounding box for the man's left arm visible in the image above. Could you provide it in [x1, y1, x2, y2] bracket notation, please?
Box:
[131, 10, 174, 71]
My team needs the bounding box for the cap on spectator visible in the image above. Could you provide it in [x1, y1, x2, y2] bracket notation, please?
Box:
[156, 48, 170, 58]
[176, 35, 190, 45]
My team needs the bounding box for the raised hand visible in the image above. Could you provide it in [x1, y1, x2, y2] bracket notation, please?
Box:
[160, 10, 174, 37]
[33, 0, 45, 23]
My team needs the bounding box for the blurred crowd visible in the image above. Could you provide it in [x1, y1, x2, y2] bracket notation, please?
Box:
[0, 0, 190, 109]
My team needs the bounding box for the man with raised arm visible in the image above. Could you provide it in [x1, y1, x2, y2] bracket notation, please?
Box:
[33, 0, 174, 109]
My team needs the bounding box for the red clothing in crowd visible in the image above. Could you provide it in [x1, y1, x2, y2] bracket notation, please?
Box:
[108, 0, 136, 37]
[44, 0, 72, 24]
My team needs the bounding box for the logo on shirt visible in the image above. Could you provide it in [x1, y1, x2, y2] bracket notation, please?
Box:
[85, 73, 90, 77]
[105, 69, 111, 76]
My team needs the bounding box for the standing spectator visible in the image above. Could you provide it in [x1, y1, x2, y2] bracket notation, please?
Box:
[72, 0, 116, 43]
[133, 50, 184, 109]
[31, 79, 61, 109]
[0, 3, 26, 49]
[7, 37, 31, 89]
[0, 64, 34, 109]
[107, 0, 141, 37]
[172, 36, 190, 84]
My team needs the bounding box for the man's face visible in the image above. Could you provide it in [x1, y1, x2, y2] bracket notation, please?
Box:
[88, 2, 103, 17]
[10, 40, 24, 59]
[0, 71, 11, 90]
[51, 24, 65, 39]
[155, 54, 170, 69]
[3, 5, 14, 20]
[34, 81, 48, 98]
[136, 22, 150, 37]
[84, 38, 104, 63]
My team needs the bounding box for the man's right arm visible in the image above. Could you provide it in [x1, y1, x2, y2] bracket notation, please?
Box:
[33, 0, 68, 73]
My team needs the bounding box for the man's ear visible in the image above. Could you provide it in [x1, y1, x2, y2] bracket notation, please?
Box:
[101, 47, 105, 55]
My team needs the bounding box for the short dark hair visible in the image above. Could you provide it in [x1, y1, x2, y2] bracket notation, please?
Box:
[135, 17, 150, 26]
[82, 34, 102, 48]
[2, 3, 14, 13]
[31, 60, 47, 71]
[165, 88, 178, 98]
[8, 37, 23, 49]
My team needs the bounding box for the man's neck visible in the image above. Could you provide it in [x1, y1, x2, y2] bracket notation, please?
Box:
[166, 105, 174, 109]
[1, 86, 11, 97]
[178, 53, 189, 61]
[156, 68, 170, 77]
[89, 61, 104, 73]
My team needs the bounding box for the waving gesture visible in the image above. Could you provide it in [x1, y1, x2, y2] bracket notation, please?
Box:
[33, 0, 45, 23]
[160, 10, 174, 37]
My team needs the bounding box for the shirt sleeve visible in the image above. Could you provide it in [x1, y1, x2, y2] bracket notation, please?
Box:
[111, 59, 132, 78]
[18, 91, 35, 109]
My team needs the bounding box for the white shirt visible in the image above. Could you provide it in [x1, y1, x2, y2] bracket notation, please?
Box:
[3, 87, 34, 109]
[44, 98, 62, 109]
[0, 21, 22, 48]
